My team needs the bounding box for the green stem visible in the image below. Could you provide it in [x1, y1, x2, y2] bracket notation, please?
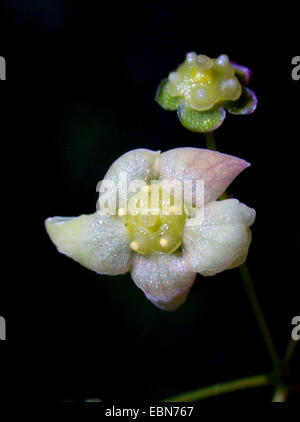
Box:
[272, 329, 299, 402]
[272, 385, 289, 402]
[283, 337, 298, 370]
[204, 132, 216, 150]
[163, 374, 271, 402]
[239, 263, 281, 372]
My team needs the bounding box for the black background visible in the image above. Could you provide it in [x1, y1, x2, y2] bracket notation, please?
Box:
[0, 0, 299, 403]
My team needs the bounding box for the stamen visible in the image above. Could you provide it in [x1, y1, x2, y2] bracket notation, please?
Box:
[122, 186, 187, 255]
[159, 238, 169, 248]
[118, 208, 126, 216]
[142, 185, 151, 194]
[130, 241, 139, 252]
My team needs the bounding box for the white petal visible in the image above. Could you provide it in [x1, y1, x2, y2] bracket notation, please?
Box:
[100, 149, 160, 200]
[158, 148, 250, 206]
[131, 252, 196, 311]
[183, 199, 256, 276]
[45, 213, 132, 275]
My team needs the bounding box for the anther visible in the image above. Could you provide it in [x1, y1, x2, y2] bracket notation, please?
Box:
[130, 241, 139, 251]
[142, 185, 151, 194]
[159, 238, 169, 248]
[118, 208, 126, 216]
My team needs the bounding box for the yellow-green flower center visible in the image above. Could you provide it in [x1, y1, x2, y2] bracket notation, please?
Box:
[119, 185, 187, 255]
[167, 52, 242, 111]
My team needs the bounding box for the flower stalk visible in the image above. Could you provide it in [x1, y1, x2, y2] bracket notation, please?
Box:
[272, 327, 299, 401]
[238, 263, 281, 373]
[163, 374, 271, 402]
[204, 132, 216, 151]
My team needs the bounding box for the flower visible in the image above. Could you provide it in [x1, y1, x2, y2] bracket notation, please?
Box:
[155, 52, 257, 132]
[45, 148, 256, 311]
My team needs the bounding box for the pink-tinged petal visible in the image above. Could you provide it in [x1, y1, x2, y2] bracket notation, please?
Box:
[158, 148, 250, 206]
[131, 252, 197, 311]
[45, 213, 133, 275]
[231, 61, 253, 85]
[183, 199, 256, 276]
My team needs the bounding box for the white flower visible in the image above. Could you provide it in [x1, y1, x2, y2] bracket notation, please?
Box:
[45, 148, 255, 311]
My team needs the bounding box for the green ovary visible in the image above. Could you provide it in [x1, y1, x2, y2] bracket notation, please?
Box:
[119, 185, 187, 255]
[167, 52, 242, 111]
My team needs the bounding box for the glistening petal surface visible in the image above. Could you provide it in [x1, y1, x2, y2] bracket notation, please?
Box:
[45, 213, 133, 275]
[177, 104, 226, 133]
[183, 199, 255, 276]
[131, 252, 197, 311]
[101, 149, 160, 200]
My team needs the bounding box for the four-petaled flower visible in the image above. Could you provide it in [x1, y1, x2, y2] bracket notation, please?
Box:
[45, 148, 255, 311]
[155, 52, 257, 132]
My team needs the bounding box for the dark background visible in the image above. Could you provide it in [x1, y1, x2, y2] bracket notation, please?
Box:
[0, 0, 299, 403]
